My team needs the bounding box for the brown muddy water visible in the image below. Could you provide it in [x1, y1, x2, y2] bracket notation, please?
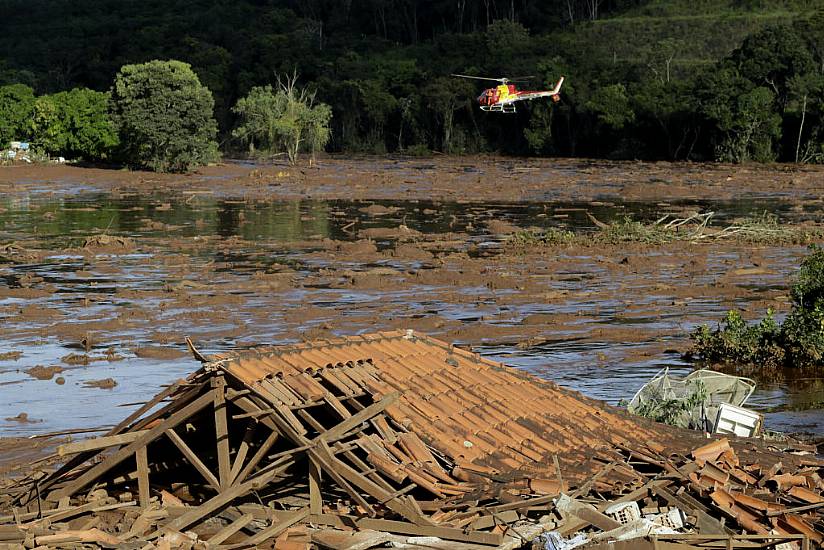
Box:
[0, 163, 823, 439]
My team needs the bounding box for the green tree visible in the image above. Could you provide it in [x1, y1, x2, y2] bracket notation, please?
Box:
[699, 66, 782, 162]
[232, 73, 332, 165]
[0, 84, 35, 147]
[353, 79, 397, 151]
[427, 76, 473, 153]
[29, 95, 63, 153]
[109, 60, 219, 172]
[484, 20, 532, 74]
[732, 25, 816, 109]
[632, 78, 696, 160]
[586, 83, 634, 130]
[787, 73, 824, 163]
[525, 57, 577, 156]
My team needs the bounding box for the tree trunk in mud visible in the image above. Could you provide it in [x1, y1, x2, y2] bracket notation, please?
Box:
[796, 94, 807, 164]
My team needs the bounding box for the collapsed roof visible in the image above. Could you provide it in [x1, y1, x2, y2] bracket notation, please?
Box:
[2, 330, 821, 549]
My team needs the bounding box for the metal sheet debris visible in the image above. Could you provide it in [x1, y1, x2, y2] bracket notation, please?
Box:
[628, 367, 763, 436]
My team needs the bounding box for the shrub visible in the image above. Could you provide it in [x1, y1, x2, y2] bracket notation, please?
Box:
[631, 379, 708, 428]
[780, 245, 824, 367]
[109, 60, 219, 172]
[598, 215, 672, 244]
[690, 309, 784, 369]
[690, 245, 824, 370]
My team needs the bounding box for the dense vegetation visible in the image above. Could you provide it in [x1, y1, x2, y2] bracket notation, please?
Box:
[690, 245, 824, 370]
[0, 85, 117, 160]
[1, 0, 823, 162]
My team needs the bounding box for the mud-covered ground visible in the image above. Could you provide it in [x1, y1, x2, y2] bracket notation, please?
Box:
[1, 157, 823, 456]
[3, 155, 824, 203]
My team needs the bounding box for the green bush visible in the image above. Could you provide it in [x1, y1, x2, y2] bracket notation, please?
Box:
[780, 245, 824, 367]
[690, 245, 824, 369]
[631, 379, 708, 427]
[29, 89, 118, 160]
[109, 60, 219, 172]
[690, 309, 784, 368]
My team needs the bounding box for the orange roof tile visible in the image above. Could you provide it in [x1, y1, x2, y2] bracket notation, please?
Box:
[215, 330, 673, 481]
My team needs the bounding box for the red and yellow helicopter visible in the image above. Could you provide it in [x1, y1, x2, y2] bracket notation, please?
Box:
[452, 74, 565, 113]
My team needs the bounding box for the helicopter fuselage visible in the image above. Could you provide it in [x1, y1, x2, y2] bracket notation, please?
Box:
[475, 77, 564, 113]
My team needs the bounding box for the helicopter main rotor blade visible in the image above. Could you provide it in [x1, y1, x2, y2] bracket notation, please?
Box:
[451, 73, 507, 82]
[507, 75, 536, 82]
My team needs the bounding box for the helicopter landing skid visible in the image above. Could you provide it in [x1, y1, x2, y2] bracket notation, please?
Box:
[481, 104, 517, 113]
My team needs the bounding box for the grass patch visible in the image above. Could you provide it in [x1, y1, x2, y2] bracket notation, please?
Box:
[506, 228, 575, 248]
[596, 215, 677, 244]
[502, 211, 824, 250]
[595, 211, 824, 245]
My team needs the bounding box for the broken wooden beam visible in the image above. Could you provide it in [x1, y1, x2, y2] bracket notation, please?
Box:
[309, 514, 505, 546]
[57, 430, 148, 456]
[51, 391, 215, 501]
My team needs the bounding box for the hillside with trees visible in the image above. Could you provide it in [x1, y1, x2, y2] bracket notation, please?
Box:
[1, 0, 823, 164]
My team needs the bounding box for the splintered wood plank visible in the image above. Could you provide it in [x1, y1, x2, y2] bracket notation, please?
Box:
[236, 390, 307, 438]
[22, 500, 136, 527]
[312, 440, 433, 526]
[207, 513, 254, 546]
[223, 507, 309, 549]
[150, 464, 289, 538]
[229, 421, 257, 485]
[52, 391, 215, 501]
[33, 384, 200, 505]
[309, 514, 504, 546]
[298, 409, 326, 432]
[131, 382, 208, 432]
[309, 458, 322, 515]
[323, 393, 352, 420]
[234, 429, 279, 485]
[310, 445, 373, 514]
[165, 428, 221, 492]
[213, 377, 231, 489]
[136, 446, 150, 509]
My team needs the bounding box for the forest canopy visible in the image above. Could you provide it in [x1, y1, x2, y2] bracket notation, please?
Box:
[1, 0, 823, 163]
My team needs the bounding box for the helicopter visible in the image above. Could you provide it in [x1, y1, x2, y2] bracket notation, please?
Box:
[452, 74, 565, 113]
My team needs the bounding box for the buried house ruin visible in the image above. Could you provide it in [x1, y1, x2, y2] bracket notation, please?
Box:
[2, 330, 822, 549]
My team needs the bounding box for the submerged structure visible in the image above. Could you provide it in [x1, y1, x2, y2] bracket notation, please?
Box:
[629, 368, 762, 437]
[1, 331, 821, 549]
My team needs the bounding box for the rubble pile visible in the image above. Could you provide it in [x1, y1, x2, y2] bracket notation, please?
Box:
[0, 331, 821, 549]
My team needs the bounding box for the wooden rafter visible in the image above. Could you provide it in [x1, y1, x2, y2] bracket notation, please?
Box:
[228, 420, 257, 485]
[164, 428, 221, 492]
[51, 391, 215, 501]
[213, 376, 232, 489]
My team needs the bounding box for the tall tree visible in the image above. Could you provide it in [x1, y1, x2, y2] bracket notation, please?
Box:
[232, 73, 332, 164]
[109, 60, 219, 172]
[0, 84, 35, 147]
